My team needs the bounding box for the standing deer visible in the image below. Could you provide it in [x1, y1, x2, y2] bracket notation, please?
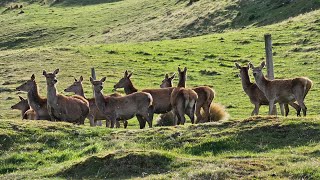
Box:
[113, 70, 175, 117]
[64, 76, 127, 128]
[16, 74, 51, 120]
[235, 62, 301, 116]
[249, 61, 312, 116]
[90, 77, 154, 129]
[43, 69, 89, 124]
[11, 96, 36, 120]
[160, 73, 215, 123]
[170, 67, 198, 125]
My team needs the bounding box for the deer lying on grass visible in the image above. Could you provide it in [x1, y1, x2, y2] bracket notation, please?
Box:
[235, 62, 301, 116]
[43, 69, 90, 124]
[249, 61, 312, 116]
[113, 70, 175, 119]
[160, 73, 215, 123]
[64, 76, 127, 128]
[91, 77, 154, 129]
[170, 67, 198, 125]
[16, 74, 51, 120]
[11, 96, 36, 120]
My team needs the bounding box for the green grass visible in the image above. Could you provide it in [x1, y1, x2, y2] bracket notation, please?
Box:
[1, 117, 320, 179]
[1, 0, 320, 178]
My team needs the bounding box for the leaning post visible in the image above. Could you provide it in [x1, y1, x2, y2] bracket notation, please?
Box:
[91, 67, 102, 126]
[264, 34, 283, 115]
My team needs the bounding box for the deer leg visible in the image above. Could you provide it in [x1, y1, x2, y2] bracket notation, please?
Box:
[106, 119, 110, 127]
[110, 118, 116, 128]
[172, 109, 180, 126]
[296, 100, 307, 116]
[284, 104, 289, 116]
[269, 100, 275, 115]
[195, 102, 202, 124]
[115, 120, 120, 128]
[252, 104, 260, 116]
[96, 120, 102, 126]
[136, 115, 146, 129]
[202, 103, 210, 123]
[187, 100, 196, 124]
[279, 103, 285, 116]
[177, 101, 186, 125]
[288, 102, 301, 117]
[123, 120, 128, 129]
[88, 115, 95, 126]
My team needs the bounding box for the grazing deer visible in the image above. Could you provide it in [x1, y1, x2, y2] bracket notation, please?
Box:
[64, 76, 127, 128]
[114, 70, 175, 115]
[16, 74, 51, 120]
[11, 96, 36, 120]
[160, 73, 215, 123]
[249, 61, 312, 116]
[43, 69, 90, 124]
[235, 62, 301, 116]
[170, 67, 198, 125]
[90, 77, 154, 129]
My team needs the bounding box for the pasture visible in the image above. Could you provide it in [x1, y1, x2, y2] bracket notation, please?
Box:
[1, 0, 320, 179]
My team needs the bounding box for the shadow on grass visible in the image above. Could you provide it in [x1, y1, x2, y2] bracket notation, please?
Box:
[53, 0, 123, 6]
[185, 120, 320, 155]
[56, 151, 173, 179]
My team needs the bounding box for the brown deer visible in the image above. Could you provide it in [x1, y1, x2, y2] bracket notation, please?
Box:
[43, 69, 90, 124]
[170, 67, 198, 125]
[16, 74, 51, 120]
[64, 76, 127, 128]
[249, 61, 312, 116]
[11, 96, 36, 120]
[235, 62, 301, 116]
[114, 70, 175, 115]
[90, 77, 154, 129]
[160, 73, 215, 123]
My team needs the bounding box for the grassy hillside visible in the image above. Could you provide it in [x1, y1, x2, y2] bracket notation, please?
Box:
[0, 0, 319, 47]
[1, 117, 320, 179]
[1, 0, 320, 178]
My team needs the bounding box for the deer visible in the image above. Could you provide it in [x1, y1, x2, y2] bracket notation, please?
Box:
[64, 76, 127, 128]
[90, 77, 154, 129]
[113, 70, 176, 117]
[249, 61, 312, 116]
[235, 62, 302, 116]
[169, 67, 198, 125]
[160, 72, 215, 123]
[11, 96, 36, 120]
[43, 69, 90, 124]
[16, 74, 51, 120]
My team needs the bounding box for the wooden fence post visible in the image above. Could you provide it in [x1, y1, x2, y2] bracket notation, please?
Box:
[91, 67, 102, 126]
[264, 34, 283, 115]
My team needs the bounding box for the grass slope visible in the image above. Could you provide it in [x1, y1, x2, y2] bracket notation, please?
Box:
[0, 0, 319, 47]
[1, 117, 320, 179]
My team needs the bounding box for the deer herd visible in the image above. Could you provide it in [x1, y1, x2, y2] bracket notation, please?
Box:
[11, 61, 313, 128]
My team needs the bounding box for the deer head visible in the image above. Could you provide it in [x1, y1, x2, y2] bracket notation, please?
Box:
[114, 70, 133, 90]
[90, 77, 106, 92]
[43, 69, 59, 86]
[16, 74, 36, 92]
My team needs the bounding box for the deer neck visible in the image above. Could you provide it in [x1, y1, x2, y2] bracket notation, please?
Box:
[124, 80, 138, 95]
[93, 90, 107, 113]
[76, 86, 86, 98]
[46, 84, 58, 106]
[254, 73, 269, 94]
[27, 83, 43, 110]
[177, 76, 186, 88]
[240, 71, 253, 92]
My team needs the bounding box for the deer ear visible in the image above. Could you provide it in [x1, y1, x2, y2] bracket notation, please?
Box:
[247, 63, 250, 69]
[124, 70, 128, 77]
[178, 67, 181, 72]
[165, 74, 169, 79]
[79, 76, 83, 82]
[128, 72, 133, 79]
[74, 77, 78, 82]
[235, 63, 241, 69]
[249, 62, 254, 69]
[101, 77, 106, 82]
[19, 96, 24, 100]
[54, 69, 59, 75]
[31, 74, 35, 80]
[43, 70, 47, 76]
[260, 61, 266, 68]
[184, 67, 187, 72]
[170, 73, 176, 80]
[90, 77, 94, 83]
